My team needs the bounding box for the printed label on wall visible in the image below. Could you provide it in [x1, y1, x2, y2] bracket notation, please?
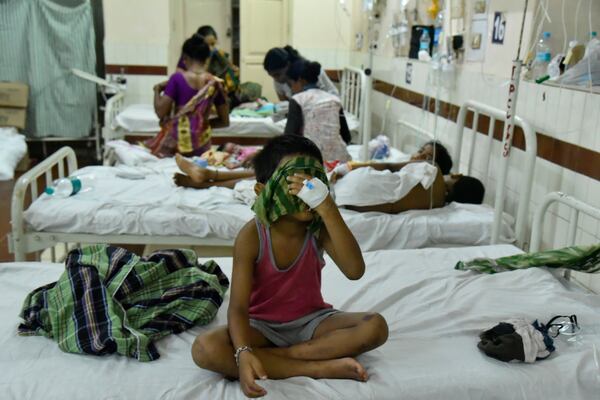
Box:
[492, 12, 506, 44]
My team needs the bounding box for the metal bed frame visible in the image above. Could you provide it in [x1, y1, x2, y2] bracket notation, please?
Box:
[530, 191, 600, 285]
[396, 100, 538, 249]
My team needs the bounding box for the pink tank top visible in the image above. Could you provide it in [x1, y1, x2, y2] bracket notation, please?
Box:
[249, 219, 331, 322]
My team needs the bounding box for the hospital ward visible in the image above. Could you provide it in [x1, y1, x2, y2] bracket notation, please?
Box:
[2, 0, 600, 398]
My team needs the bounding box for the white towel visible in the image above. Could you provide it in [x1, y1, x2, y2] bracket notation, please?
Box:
[505, 318, 551, 363]
[333, 162, 438, 207]
[0, 127, 27, 181]
[105, 140, 159, 166]
[233, 179, 257, 206]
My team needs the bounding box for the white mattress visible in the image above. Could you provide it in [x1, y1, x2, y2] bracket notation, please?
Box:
[2, 245, 600, 399]
[24, 159, 254, 241]
[115, 103, 360, 138]
[23, 159, 515, 250]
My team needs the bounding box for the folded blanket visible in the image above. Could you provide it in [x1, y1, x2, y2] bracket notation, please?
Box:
[333, 162, 438, 207]
[455, 243, 600, 274]
[19, 245, 229, 361]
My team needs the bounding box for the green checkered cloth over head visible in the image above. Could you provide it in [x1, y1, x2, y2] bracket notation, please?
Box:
[252, 156, 329, 235]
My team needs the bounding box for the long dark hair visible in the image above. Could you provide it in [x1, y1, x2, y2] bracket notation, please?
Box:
[263, 45, 303, 71]
[287, 60, 321, 84]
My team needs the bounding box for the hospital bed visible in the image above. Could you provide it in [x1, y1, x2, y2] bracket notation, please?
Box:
[10, 99, 535, 261]
[102, 67, 368, 144]
[2, 192, 599, 399]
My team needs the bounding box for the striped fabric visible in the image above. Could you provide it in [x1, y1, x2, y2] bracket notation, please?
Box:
[252, 156, 329, 235]
[455, 243, 600, 274]
[0, 0, 96, 138]
[18, 245, 229, 361]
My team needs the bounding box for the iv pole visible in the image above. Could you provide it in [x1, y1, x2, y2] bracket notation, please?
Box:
[491, 0, 530, 244]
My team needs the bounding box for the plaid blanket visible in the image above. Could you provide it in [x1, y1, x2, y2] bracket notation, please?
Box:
[251, 156, 329, 235]
[455, 243, 600, 274]
[18, 245, 229, 361]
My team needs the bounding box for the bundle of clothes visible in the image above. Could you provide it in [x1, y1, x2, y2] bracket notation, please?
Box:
[458, 243, 599, 363]
[18, 245, 229, 361]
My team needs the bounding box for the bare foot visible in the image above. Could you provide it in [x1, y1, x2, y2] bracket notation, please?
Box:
[173, 172, 202, 188]
[175, 154, 214, 183]
[320, 358, 369, 382]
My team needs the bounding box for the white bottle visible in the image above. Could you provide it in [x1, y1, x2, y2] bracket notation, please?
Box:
[418, 29, 432, 61]
[532, 32, 552, 81]
[420, 29, 431, 52]
[45, 176, 94, 198]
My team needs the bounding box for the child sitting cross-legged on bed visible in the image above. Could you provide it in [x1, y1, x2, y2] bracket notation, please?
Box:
[191, 135, 388, 398]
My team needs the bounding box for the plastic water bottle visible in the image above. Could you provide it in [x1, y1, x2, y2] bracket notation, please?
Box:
[585, 31, 599, 58]
[532, 32, 552, 81]
[420, 29, 431, 53]
[418, 29, 432, 61]
[45, 176, 94, 198]
[433, 11, 444, 56]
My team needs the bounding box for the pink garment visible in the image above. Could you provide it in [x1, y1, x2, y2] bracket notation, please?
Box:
[249, 220, 331, 322]
[236, 146, 259, 162]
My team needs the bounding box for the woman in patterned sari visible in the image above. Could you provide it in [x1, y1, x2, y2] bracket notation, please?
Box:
[147, 35, 229, 158]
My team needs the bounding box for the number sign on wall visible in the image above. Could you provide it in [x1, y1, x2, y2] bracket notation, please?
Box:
[492, 12, 506, 44]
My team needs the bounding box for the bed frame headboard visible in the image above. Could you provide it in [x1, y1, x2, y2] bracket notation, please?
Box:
[395, 100, 537, 248]
[454, 100, 537, 248]
[102, 91, 125, 143]
[10, 146, 79, 262]
[531, 192, 600, 252]
[340, 67, 371, 160]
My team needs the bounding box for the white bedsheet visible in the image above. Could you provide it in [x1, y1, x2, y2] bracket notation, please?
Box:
[115, 104, 160, 132]
[114, 103, 360, 138]
[2, 245, 600, 399]
[24, 159, 515, 250]
[24, 159, 254, 240]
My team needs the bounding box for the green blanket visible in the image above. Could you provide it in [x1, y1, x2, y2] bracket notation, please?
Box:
[455, 244, 600, 274]
[19, 245, 229, 361]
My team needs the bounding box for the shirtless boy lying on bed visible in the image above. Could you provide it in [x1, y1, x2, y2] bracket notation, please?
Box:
[331, 160, 485, 214]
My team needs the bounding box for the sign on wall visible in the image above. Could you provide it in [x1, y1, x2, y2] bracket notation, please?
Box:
[492, 12, 506, 44]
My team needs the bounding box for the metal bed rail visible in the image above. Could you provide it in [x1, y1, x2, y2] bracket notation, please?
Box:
[455, 100, 537, 248]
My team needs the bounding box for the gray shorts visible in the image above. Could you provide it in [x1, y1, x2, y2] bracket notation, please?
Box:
[250, 308, 339, 347]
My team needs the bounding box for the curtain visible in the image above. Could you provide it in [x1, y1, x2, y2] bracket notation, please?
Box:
[0, 0, 97, 138]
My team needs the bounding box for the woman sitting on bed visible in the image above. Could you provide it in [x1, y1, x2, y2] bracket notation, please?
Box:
[191, 135, 388, 398]
[147, 35, 229, 158]
[284, 60, 351, 162]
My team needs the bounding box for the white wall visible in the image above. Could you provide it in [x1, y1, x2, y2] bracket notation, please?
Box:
[289, 0, 355, 68]
[355, 1, 600, 292]
[103, 0, 172, 106]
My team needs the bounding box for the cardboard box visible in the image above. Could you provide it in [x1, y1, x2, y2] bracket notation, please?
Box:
[0, 82, 29, 108]
[0, 107, 26, 129]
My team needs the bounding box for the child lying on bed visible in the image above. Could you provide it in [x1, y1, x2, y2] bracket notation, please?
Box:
[332, 159, 485, 213]
[173, 139, 453, 191]
[191, 135, 388, 398]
